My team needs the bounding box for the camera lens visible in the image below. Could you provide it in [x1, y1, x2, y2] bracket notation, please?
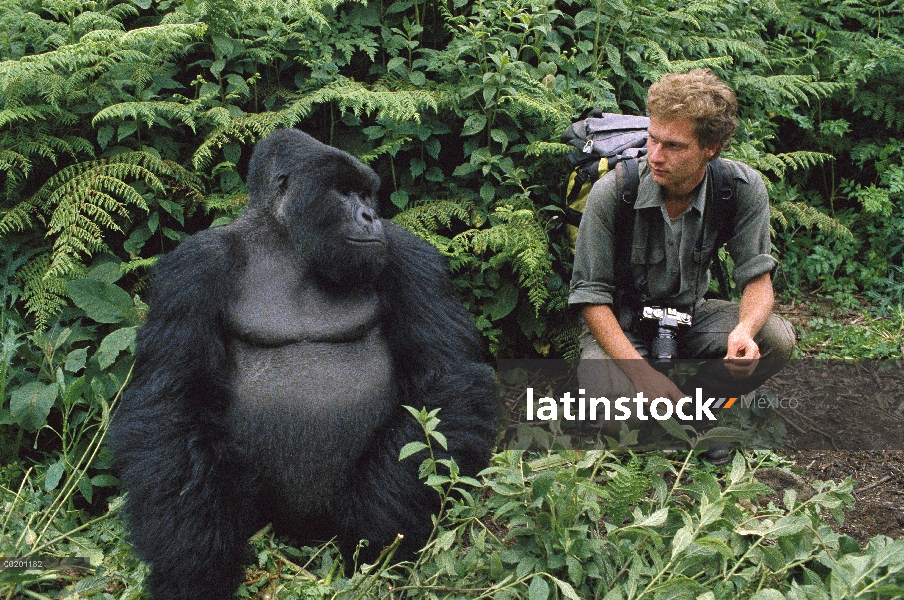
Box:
[652, 326, 678, 359]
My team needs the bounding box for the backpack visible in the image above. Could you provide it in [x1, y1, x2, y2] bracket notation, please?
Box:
[559, 109, 738, 299]
[559, 108, 650, 247]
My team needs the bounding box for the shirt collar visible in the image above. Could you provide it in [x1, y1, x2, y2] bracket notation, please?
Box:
[635, 157, 708, 215]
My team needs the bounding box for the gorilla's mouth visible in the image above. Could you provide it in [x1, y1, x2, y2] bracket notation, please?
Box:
[347, 238, 385, 245]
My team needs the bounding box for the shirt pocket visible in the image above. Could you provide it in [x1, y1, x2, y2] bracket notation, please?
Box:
[631, 242, 665, 266]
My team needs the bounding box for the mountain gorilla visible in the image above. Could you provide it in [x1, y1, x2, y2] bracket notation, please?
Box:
[109, 129, 497, 600]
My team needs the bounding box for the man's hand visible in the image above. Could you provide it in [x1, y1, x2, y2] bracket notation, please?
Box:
[627, 363, 688, 404]
[724, 327, 760, 379]
[723, 272, 774, 379]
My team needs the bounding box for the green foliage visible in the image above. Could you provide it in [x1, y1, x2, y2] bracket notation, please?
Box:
[208, 450, 902, 599]
[798, 309, 904, 359]
[1, 0, 901, 345]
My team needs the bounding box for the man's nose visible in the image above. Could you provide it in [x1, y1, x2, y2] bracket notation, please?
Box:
[647, 140, 661, 162]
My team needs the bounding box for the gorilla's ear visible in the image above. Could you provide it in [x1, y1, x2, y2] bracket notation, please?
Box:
[273, 173, 292, 221]
[276, 174, 289, 195]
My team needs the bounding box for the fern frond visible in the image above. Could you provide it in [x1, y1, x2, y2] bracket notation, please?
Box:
[92, 100, 199, 131]
[192, 112, 294, 170]
[735, 74, 843, 106]
[9, 151, 202, 314]
[18, 252, 76, 329]
[193, 78, 440, 169]
[524, 141, 571, 158]
[603, 458, 649, 524]
[451, 205, 552, 311]
[744, 150, 834, 180]
[303, 79, 440, 122]
[393, 200, 474, 245]
[358, 136, 410, 165]
[773, 200, 853, 239]
[0, 201, 36, 235]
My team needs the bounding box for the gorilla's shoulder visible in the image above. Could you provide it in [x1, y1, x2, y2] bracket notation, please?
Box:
[383, 221, 446, 271]
[154, 225, 244, 278]
[147, 225, 247, 310]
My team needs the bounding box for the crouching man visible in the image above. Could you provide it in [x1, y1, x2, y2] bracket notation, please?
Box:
[568, 69, 795, 461]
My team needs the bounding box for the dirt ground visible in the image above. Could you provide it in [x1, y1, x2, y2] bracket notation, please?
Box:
[769, 301, 904, 543]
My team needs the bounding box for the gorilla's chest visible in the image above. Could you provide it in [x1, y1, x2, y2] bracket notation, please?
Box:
[225, 252, 395, 508]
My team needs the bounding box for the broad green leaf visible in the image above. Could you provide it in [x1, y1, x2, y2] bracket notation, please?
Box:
[551, 575, 581, 600]
[671, 524, 694, 557]
[729, 451, 746, 483]
[66, 279, 134, 324]
[528, 576, 549, 600]
[409, 71, 426, 86]
[78, 476, 93, 503]
[10, 382, 57, 431]
[699, 426, 749, 443]
[65, 348, 88, 373]
[645, 576, 706, 599]
[748, 590, 784, 600]
[45, 457, 65, 492]
[486, 281, 518, 320]
[634, 507, 669, 528]
[399, 441, 428, 461]
[462, 113, 487, 136]
[95, 326, 137, 370]
[657, 417, 691, 443]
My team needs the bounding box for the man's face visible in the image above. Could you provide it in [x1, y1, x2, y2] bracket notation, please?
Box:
[646, 116, 720, 196]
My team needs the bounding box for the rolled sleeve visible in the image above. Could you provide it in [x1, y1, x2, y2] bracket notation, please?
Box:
[569, 172, 619, 307]
[724, 161, 778, 290]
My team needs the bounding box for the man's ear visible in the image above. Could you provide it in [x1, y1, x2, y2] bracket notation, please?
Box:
[705, 143, 721, 161]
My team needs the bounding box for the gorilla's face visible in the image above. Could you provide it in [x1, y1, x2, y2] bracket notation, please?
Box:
[246, 129, 387, 287]
[304, 183, 387, 286]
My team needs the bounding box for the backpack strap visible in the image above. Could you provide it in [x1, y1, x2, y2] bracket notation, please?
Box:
[700, 158, 738, 299]
[613, 158, 642, 307]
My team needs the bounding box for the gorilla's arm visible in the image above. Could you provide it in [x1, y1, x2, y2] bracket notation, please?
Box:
[110, 230, 254, 600]
[334, 222, 497, 563]
[378, 223, 496, 470]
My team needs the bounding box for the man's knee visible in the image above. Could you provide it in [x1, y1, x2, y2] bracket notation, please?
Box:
[757, 314, 796, 359]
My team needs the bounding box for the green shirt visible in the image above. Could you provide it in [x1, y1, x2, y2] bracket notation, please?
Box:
[568, 157, 777, 309]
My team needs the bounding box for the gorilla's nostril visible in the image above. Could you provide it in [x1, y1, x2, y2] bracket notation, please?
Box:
[356, 204, 375, 225]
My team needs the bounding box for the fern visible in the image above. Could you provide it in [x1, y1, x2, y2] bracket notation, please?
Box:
[603, 457, 650, 526]
[92, 100, 201, 132]
[393, 200, 475, 247]
[771, 200, 853, 239]
[193, 78, 441, 169]
[450, 206, 552, 312]
[735, 74, 843, 107]
[523, 141, 572, 159]
[17, 252, 75, 329]
[1, 152, 202, 323]
[0, 130, 95, 200]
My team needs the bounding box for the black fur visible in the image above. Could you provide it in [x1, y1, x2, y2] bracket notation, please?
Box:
[109, 129, 497, 600]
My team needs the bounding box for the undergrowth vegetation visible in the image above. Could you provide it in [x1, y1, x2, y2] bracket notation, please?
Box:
[1, 0, 903, 597]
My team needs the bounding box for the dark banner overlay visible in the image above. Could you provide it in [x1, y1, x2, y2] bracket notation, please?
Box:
[496, 359, 904, 452]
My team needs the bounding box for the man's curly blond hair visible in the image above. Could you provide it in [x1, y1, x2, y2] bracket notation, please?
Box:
[646, 69, 738, 154]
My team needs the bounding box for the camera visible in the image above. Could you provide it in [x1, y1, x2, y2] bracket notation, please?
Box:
[639, 306, 692, 369]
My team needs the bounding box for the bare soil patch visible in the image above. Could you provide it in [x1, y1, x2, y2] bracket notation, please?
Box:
[770, 301, 904, 543]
